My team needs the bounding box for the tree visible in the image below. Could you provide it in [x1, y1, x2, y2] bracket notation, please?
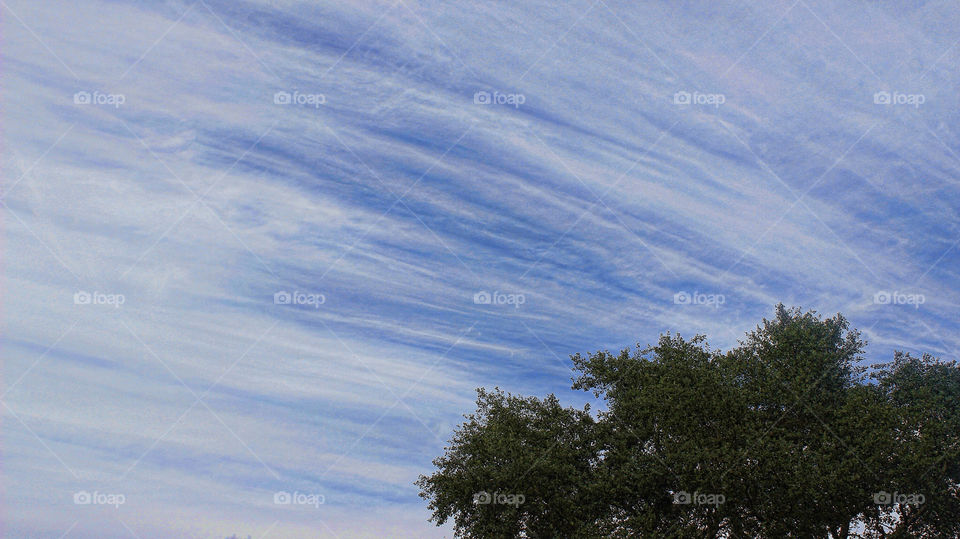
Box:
[415, 389, 601, 537]
[417, 305, 960, 537]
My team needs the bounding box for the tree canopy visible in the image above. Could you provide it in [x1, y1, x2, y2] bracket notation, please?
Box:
[416, 305, 960, 538]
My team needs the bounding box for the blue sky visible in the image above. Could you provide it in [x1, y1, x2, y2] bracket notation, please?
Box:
[2, 0, 959, 537]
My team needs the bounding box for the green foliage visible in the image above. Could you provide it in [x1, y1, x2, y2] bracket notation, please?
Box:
[415, 389, 600, 538]
[417, 306, 960, 538]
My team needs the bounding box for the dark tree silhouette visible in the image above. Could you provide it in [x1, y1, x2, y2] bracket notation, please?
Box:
[417, 306, 960, 538]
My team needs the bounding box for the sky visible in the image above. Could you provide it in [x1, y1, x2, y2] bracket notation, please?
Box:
[2, 0, 959, 537]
